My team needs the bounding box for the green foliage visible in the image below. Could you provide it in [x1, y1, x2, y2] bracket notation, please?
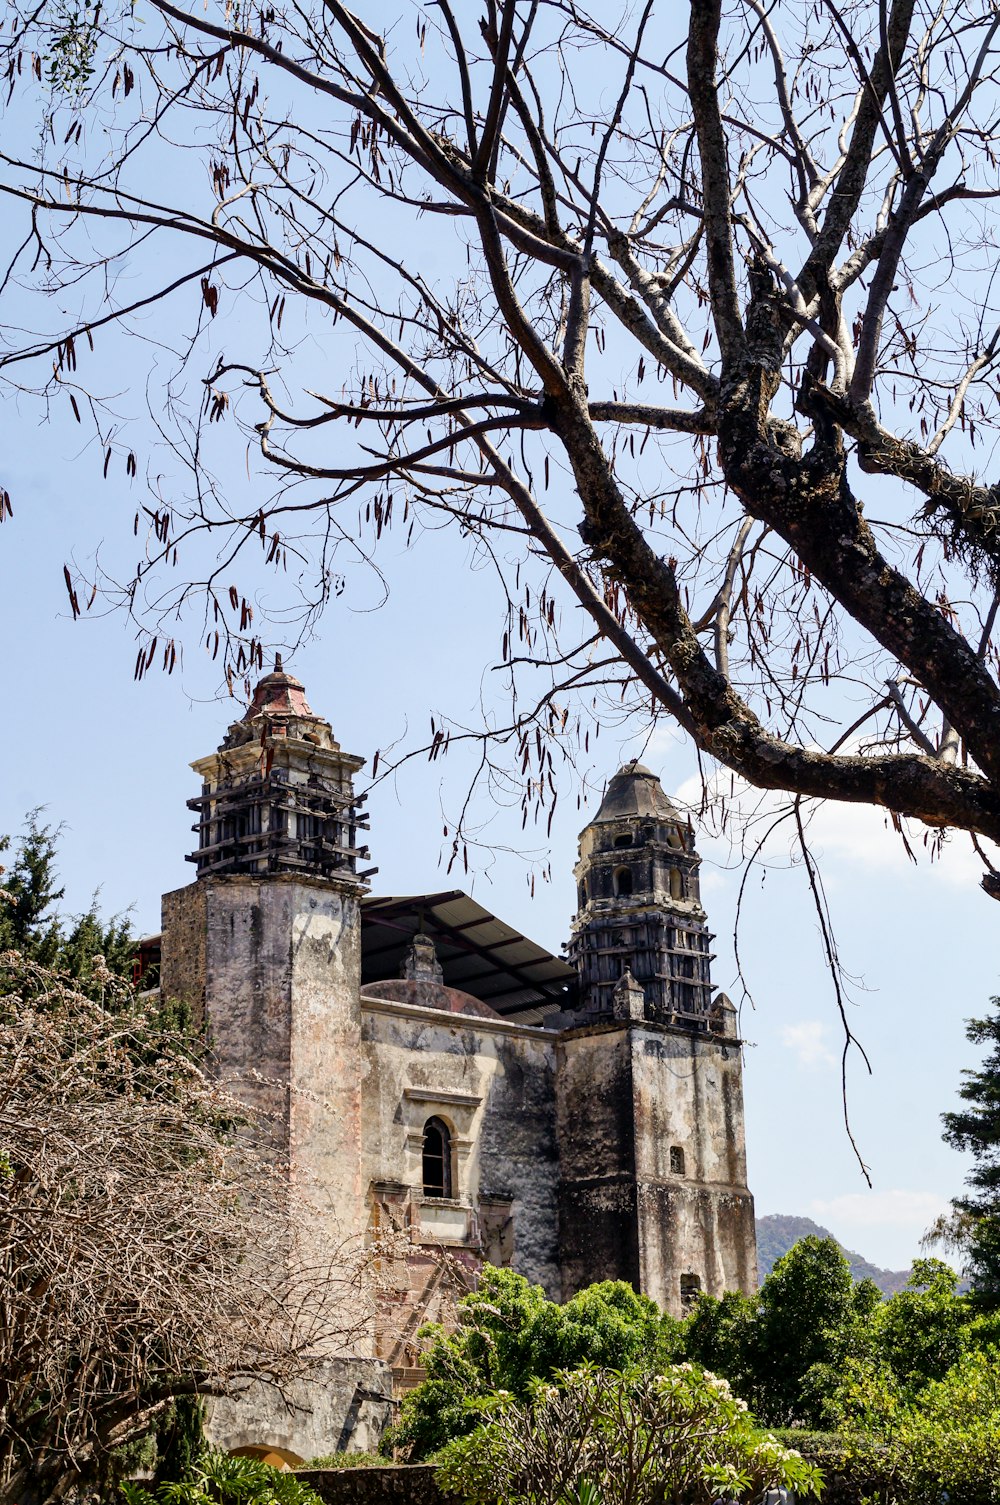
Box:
[818, 1347, 1000, 1505]
[44, 0, 100, 93]
[153, 1397, 207, 1486]
[943, 1000, 1000, 1304]
[391, 1267, 681, 1460]
[124, 1450, 324, 1505]
[884, 1346, 1000, 1503]
[433, 1364, 822, 1505]
[0, 810, 137, 992]
[867, 1259, 970, 1390]
[387, 1241, 997, 1500]
[685, 1236, 881, 1428]
[684, 1238, 978, 1433]
[772, 1348, 1000, 1502]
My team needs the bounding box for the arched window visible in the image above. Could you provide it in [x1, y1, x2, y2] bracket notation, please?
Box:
[614, 866, 633, 897]
[422, 1117, 452, 1199]
[614, 832, 633, 849]
[669, 1145, 685, 1176]
[669, 866, 683, 900]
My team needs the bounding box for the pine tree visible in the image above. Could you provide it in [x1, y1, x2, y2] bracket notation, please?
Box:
[0, 810, 136, 988]
[152, 1397, 206, 1486]
[942, 1003, 1000, 1303]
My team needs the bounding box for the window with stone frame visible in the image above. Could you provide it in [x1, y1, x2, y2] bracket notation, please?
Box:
[669, 1145, 685, 1175]
[680, 1272, 701, 1307]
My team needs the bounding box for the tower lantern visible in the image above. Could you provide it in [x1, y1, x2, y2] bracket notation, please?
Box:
[567, 761, 716, 1027]
[187, 655, 373, 885]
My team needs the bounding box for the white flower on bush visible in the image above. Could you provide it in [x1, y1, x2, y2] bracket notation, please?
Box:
[434, 1364, 823, 1505]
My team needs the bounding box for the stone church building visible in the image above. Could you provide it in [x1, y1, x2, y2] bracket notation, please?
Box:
[146, 659, 757, 1459]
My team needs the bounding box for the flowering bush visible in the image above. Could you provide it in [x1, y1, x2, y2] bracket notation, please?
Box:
[433, 1363, 822, 1505]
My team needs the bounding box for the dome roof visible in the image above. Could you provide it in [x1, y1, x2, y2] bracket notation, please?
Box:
[219, 654, 341, 752]
[246, 653, 315, 719]
[590, 761, 681, 825]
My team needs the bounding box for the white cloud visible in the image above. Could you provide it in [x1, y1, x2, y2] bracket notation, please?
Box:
[669, 765, 998, 890]
[799, 799, 991, 888]
[633, 720, 687, 764]
[781, 1020, 837, 1069]
[810, 1189, 949, 1238]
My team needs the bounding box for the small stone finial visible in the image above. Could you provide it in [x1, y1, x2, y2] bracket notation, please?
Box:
[274, 652, 284, 673]
[709, 991, 738, 1040]
[401, 932, 444, 984]
[612, 967, 646, 1022]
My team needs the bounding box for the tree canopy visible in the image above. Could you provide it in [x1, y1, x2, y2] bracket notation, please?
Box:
[0, 943, 375, 1505]
[0, 811, 135, 987]
[3, 1, 1000, 891]
[940, 1000, 1000, 1302]
[393, 1266, 680, 1459]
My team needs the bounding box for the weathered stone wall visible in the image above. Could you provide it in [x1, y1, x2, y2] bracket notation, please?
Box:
[556, 1020, 756, 1314]
[162, 873, 367, 1244]
[204, 1358, 392, 1462]
[164, 875, 382, 1459]
[556, 1024, 640, 1297]
[360, 997, 561, 1296]
[160, 882, 209, 1024]
[297, 1467, 450, 1505]
[629, 1024, 756, 1306]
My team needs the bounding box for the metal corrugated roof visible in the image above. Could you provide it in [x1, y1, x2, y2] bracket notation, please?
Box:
[360, 890, 576, 1022]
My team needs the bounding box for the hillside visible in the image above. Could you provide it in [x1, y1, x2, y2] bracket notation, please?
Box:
[756, 1214, 912, 1296]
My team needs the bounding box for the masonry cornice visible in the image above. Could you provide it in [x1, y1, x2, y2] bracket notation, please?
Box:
[360, 992, 556, 1042]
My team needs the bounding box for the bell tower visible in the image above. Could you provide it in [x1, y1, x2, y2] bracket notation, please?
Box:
[557, 763, 757, 1315]
[567, 762, 713, 1026]
[159, 659, 373, 1259]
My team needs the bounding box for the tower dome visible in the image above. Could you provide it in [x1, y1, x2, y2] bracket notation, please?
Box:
[589, 761, 680, 825]
[567, 764, 715, 1026]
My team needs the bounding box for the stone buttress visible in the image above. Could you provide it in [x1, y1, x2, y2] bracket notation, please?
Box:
[158, 661, 391, 1457]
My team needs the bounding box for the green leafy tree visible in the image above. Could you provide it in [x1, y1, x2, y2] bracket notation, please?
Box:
[686, 1237, 881, 1428]
[0, 813, 64, 958]
[392, 1267, 682, 1460]
[0, 810, 136, 987]
[152, 1398, 207, 1487]
[834, 1346, 1000, 1505]
[816, 1259, 973, 1435]
[942, 1002, 1000, 1304]
[874, 1259, 972, 1392]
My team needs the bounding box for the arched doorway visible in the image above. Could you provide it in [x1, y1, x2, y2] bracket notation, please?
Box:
[230, 1445, 305, 1470]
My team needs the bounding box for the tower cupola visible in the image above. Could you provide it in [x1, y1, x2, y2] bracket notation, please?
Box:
[567, 762, 716, 1027]
[186, 657, 374, 884]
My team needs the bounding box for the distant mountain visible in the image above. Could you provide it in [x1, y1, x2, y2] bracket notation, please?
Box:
[756, 1214, 912, 1296]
